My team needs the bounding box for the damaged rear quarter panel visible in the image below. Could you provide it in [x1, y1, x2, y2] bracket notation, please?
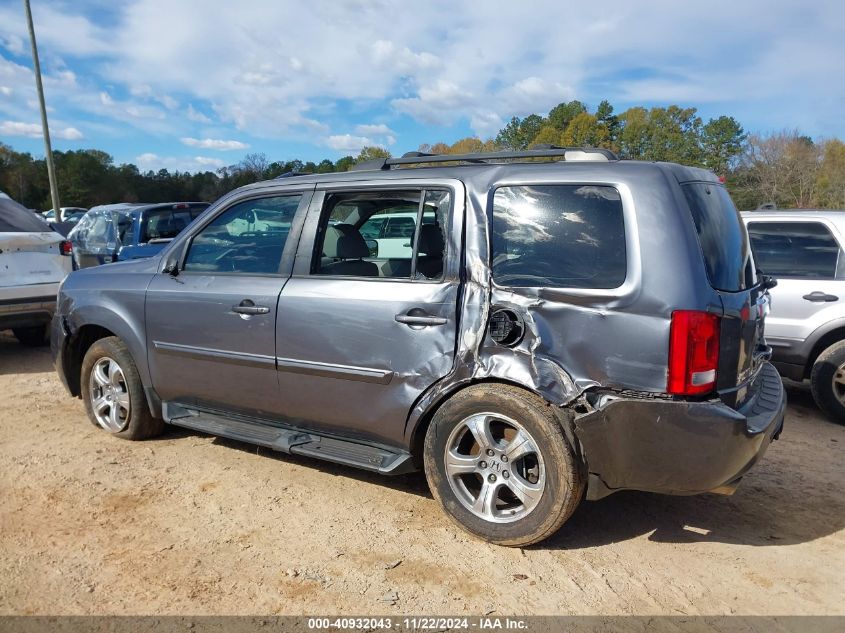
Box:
[405, 163, 717, 444]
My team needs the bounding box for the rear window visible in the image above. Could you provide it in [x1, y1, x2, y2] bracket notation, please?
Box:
[490, 185, 626, 289]
[141, 207, 206, 242]
[682, 183, 753, 292]
[0, 197, 51, 233]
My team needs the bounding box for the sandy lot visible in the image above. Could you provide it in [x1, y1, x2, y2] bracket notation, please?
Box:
[0, 330, 843, 616]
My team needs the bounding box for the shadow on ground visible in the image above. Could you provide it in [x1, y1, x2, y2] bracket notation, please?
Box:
[0, 331, 54, 376]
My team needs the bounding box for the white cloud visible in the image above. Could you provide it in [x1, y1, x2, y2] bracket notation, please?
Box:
[355, 123, 394, 137]
[99, 91, 114, 106]
[135, 152, 225, 172]
[186, 104, 212, 123]
[194, 156, 225, 167]
[0, 120, 82, 140]
[0, 86, 12, 96]
[1, 35, 24, 56]
[180, 137, 249, 150]
[324, 134, 376, 152]
[0, 0, 843, 147]
[157, 95, 178, 110]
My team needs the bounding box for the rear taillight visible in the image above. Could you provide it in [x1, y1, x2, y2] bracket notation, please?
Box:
[667, 310, 720, 396]
[59, 240, 73, 256]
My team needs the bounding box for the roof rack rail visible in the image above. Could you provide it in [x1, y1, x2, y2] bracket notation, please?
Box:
[275, 171, 306, 179]
[351, 145, 618, 171]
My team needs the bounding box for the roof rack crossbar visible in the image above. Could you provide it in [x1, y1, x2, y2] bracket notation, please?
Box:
[350, 146, 618, 171]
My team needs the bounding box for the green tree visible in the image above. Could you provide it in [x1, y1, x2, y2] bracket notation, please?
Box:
[700, 116, 746, 175]
[495, 115, 545, 150]
[355, 146, 391, 163]
[816, 139, 845, 208]
[548, 100, 587, 130]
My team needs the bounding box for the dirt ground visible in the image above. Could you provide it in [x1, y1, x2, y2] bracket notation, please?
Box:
[0, 330, 843, 616]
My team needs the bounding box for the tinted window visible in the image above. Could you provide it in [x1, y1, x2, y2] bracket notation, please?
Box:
[141, 207, 207, 242]
[314, 189, 449, 280]
[183, 195, 301, 274]
[491, 185, 626, 289]
[747, 221, 842, 279]
[682, 183, 752, 291]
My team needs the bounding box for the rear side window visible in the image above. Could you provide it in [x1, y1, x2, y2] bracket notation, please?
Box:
[747, 221, 842, 279]
[682, 183, 753, 292]
[490, 185, 626, 289]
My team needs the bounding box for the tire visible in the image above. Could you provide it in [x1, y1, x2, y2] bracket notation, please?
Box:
[12, 325, 48, 347]
[810, 340, 845, 425]
[80, 336, 164, 440]
[423, 384, 584, 547]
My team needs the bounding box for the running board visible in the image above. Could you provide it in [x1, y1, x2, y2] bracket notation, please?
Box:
[163, 403, 415, 475]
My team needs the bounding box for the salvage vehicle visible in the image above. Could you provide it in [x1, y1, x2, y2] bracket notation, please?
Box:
[68, 202, 209, 269]
[52, 148, 785, 546]
[743, 209, 845, 424]
[1, 192, 72, 346]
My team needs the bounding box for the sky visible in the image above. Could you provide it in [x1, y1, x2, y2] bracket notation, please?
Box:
[0, 0, 844, 173]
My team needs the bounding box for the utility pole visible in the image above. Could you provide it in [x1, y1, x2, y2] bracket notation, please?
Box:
[23, 0, 61, 220]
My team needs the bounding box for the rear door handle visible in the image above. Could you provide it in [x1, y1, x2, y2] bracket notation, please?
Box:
[803, 291, 838, 303]
[232, 299, 270, 315]
[395, 309, 447, 327]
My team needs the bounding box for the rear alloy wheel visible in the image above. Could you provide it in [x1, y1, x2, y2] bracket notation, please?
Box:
[424, 384, 584, 547]
[12, 325, 48, 347]
[81, 336, 163, 440]
[810, 340, 845, 425]
[444, 413, 546, 523]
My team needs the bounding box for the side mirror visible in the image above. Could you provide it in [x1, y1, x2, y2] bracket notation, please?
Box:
[163, 257, 179, 277]
[760, 273, 777, 290]
[365, 238, 379, 258]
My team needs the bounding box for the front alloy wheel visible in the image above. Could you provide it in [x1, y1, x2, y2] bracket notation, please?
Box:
[88, 356, 131, 432]
[80, 336, 163, 440]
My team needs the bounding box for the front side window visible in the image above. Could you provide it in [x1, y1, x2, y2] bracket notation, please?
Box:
[491, 185, 626, 289]
[183, 195, 301, 275]
[313, 189, 450, 280]
[747, 221, 842, 279]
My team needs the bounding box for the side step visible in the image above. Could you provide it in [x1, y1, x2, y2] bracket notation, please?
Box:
[163, 403, 415, 475]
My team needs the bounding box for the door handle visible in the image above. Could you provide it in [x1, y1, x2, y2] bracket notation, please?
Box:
[232, 299, 270, 315]
[803, 291, 838, 303]
[395, 309, 447, 327]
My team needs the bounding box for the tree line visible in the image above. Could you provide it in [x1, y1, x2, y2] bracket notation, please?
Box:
[1, 99, 843, 211]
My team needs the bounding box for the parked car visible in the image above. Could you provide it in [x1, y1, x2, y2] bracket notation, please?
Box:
[68, 202, 209, 269]
[1, 191, 72, 346]
[43, 207, 87, 222]
[743, 209, 845, 423]
[52, 148, 785, 546]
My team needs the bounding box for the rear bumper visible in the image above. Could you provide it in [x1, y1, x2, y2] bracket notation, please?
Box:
[575, 361, 786, 500]
[0, 294, 56, 330]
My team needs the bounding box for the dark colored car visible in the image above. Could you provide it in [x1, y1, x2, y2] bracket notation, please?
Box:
[52, 147, 785, 546]
[68, 202, 209, 269]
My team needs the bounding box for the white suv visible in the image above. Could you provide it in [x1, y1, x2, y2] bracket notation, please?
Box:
[0, 192, 72, 346]
[743, 209, 845, 423]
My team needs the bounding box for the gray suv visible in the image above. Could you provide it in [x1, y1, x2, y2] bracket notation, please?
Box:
[743, 209, 845, 423]
[52, 147, 786, 546]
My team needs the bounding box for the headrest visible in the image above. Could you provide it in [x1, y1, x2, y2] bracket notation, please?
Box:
[417, 224, 444, 256]
[323, 223, 369, 259]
